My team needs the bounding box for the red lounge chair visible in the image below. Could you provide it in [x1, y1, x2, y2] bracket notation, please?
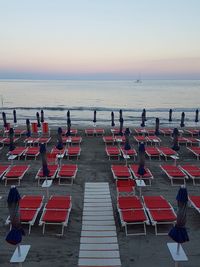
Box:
[0, 137, 19, 146]
[39, 195, 72, 235]
[117, 196, 147, 235]
[159, 128, 173, 136]
[158, 147, 178, 160]
[67, 146, 81, 159]
[95, 128, 105, 136]
[63, 128, 78, 136]
[85, 129, 95, 136]
[34, 137, 51, 145]
[2, 165, 30, 186]
[142, 195, 176, 235]
[35, 164, 58, 185]
[187, 147, 200, 160]
[46, 153, 58, 164]
[185, 129, 200, 136]
[146, 136, 161, 146]
[24, 147, 40, 160]
[146, 129, 156, 135]
[134, 135, 147, 145]
[103, 136, 115, 145]
[174, 136, 189, 146]
[5, 195, 44, 234]
[116, 179, 135, 196]
[0, 137, 7, 147]
[51, 147, 66, 157]
[145, 146, 161, 160]
[24, 137, 39, 146]
[129, 164, 153, 185]
[7, 147, 27, 160]
[111, 128, 125, 136]
[160, 165, 188, 186]
[8, 195, 44, 234]
[186, 137, 200, 146]
[111, 165, 132, 180]
[70, 136, 82, 145]
[106, 146, 121, 160]
[42, 122, 50, 137]
[134, 128, 147, 135]
[0, 165, 10, 179]
[14, 129, 26, 137]
[189, 195, 200, 213]
[57, 164, 78, 185]
[120, 147, 137, 160]
[180, 165, 200, 185]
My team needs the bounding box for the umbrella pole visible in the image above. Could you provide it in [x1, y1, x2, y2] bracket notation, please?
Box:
[176, 243, 180, 254]
[17, 244, 21, 257]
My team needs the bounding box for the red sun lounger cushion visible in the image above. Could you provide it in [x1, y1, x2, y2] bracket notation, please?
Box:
[121, 210, 146, 222]
[189, 196, 200, 208]
[43, 210, 68, 222]
[20, 196, 43, 209]
[20, 209, 37, 221]
[118, 196, 143, 209]
[143, 196, 171, 209]
[46, 196, 71, 209]
[150, 209, 176, 222]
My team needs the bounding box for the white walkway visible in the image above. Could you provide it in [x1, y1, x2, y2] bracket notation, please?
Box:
[78, 182, 121, 267]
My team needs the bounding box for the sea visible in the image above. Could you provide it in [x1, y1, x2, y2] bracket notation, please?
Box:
[0, 79, 200, 128]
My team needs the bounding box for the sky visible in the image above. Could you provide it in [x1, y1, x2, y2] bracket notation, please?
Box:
[0, 0, 200, 80]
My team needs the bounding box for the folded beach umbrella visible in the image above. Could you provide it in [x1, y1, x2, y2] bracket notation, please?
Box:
[119, 109, 123, 123]
[67, 110, 70, 120]
[195, 109, 199, 123]
[155, 117, 160, 136]
[6, 186, 25, 246]
[66, 117, 71, 137]
[56, 127, 63, 150]
[124, 128, 131, 165]
[141, 110, 145, 127]
[169, 109, 172, 122]
[40, 143, 50, 177]
[172, 128, 180, 151]
[142, 108, 147, 121]
[2, 112, 7, 127]
[137, 143, 146, 177]
[13, 110, 17, 124]
[26, 119, 31, 137]
[36, 112, 41, 127]
[168, 186, 189, 250]
[93, 110, 97, 124]
[9, 128, 15, 152]
[119, 117, 124, 136]
[41, 110, 44, 123]
[180, 112, 185, 127]
[111, 111, 115, 127]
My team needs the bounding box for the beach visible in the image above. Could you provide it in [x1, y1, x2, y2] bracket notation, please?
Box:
[0, 125, 200, 267]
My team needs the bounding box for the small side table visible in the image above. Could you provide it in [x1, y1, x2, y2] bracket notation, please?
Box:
[10, 244, 31, 267]
[170, 155, 179, 166]
[42, 179, 53, 199]
[136, 179, 146, 197]
[8, 155, 17, 166]
[167, 242, 188, 267]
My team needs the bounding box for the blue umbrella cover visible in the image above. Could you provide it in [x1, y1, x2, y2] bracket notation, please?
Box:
[40, 143, 50, 177]
[168, 186, 189, 243]
[56, 127, 63, 150]
[137, 143, 146, 176]
[6, 186, 25, 245]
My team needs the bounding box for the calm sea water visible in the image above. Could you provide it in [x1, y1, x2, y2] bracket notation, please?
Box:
[0, 79, 200, 127]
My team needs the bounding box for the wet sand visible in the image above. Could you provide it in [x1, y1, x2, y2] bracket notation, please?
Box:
[0, 126, 199, 267]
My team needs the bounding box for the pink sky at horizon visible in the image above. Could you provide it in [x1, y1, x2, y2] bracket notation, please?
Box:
[0, 0, 200, 79]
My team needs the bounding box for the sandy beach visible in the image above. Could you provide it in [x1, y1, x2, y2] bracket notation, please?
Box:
[0, 125, 200, 267]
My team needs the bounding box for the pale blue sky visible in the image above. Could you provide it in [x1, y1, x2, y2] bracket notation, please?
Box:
[0, 0, 200, 79]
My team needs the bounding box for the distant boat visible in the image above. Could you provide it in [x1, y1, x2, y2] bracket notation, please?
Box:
[135, 74, 142, 83]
